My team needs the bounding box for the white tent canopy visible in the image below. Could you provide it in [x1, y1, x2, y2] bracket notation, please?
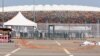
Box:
[4, 12, 37, 27]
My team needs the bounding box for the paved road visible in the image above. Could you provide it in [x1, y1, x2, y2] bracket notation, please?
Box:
[0, 40, 100, 56]
[0, 40, 70, 56]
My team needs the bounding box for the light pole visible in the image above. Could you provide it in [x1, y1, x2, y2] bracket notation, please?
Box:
[2, 0, 4, 27]
[32, 0, 36, 38]
[97, 19, 99, 38]
[33, 0, 36, 22]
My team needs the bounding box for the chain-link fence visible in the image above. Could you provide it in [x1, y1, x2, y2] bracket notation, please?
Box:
[8, 23, 100, 40]
[37, 23, 100, 40]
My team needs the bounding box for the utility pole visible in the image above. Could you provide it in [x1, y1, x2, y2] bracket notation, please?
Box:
[2, 0, 4, 27]
[32, 0, 36, 39]
[33, 0, 36, 22]
[84, 20, 87, 40]
[97, 19, 99, 38]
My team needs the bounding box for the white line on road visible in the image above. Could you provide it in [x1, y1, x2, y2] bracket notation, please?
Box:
[4, 53, 11, 56]
[69, 54, 74, 56]
[11, 48, 21, 53]
[55, 40, 61, 46]
[62, 46, 74, 56]
[4, 48, 21, 56]
[55, 40, 74, 56]
[63, 48, 71, 54]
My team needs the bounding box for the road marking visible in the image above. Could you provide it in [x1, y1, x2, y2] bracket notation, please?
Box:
[11, 48, 21, 53]
[63, 48, 71, 54]
[70, 54, 74, 56]
[4, 48, 21, 56]
[63, 48, 74, 56]
[5, 53, 11, 56]
[55, 40, 74, 56]
[55, 41, 61, 46]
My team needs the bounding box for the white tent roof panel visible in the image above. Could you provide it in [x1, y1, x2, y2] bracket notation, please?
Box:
[4, 12, 37, 27]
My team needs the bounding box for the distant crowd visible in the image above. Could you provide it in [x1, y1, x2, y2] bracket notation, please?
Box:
[0, 11, 100, 23]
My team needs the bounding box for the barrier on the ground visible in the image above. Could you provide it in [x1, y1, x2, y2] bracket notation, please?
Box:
[0, 35, 8, 43]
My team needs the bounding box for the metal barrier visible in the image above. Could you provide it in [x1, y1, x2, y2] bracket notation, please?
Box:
[0, 35, 8, 43]
[10, 23, 100, 40]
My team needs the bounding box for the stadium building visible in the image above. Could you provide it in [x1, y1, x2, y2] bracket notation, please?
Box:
[0, 5, 100, 39]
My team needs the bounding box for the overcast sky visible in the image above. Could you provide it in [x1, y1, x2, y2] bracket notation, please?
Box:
[0, 0, 100, 7]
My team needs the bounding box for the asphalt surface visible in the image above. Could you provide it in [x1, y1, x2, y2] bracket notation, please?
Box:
[0, 39, 100, 56]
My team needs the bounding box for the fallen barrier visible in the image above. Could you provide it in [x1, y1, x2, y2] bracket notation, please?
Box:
[80, 41, 100, 46]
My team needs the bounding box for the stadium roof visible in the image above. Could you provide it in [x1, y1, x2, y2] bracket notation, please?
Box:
[4, 12, 37, 27]
[0, 5, 100, 12]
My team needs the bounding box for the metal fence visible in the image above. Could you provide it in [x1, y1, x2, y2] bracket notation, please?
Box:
[36, 23, 100, 40]
[9, 23, 100, 40]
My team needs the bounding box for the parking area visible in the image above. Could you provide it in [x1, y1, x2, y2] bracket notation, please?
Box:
[0, 39, 100, 56]
[0, 43, 17, 56]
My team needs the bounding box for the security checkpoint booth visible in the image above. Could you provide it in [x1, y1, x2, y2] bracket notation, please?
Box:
[0, 28, 12, 43]
[4, 12, 37, 38]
